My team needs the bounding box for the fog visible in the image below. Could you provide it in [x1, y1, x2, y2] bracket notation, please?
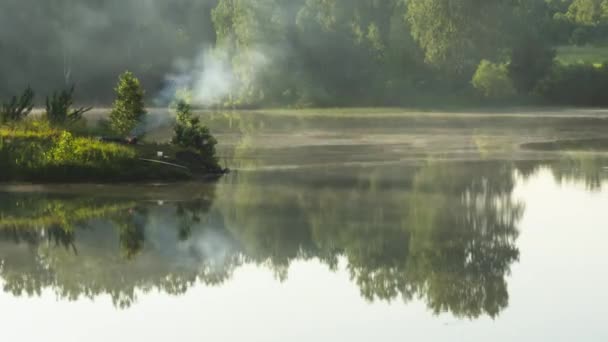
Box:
[0, 0, 217, 104]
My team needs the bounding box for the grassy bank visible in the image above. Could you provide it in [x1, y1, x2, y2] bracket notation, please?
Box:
[0, 122, 222, 183]
[556, 45, 608, 66]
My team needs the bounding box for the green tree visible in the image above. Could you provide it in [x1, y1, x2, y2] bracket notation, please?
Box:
[406, 0, 512, 76]
[472, 60, 516, 99]
[110, 71, 147, 135]
[507, 1, 557, 94]
[45, 86, 92, 125]
[567, 0, 608, 25]
[0, 87, 35, 124]
[172, 100, 219, 167]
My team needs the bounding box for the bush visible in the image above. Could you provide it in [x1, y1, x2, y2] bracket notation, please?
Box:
[110, 71, 147, 135]
[0, 87, 34, 124]
[171, 101, 219, 168]
[472, 60, 516, 99]
[45, 86, 92, 126]
[45, 131, 135, 166]
[0, 122, 192, 182]
[535, 63, 608, 106]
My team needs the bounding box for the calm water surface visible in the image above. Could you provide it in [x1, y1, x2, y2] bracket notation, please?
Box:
[1, 111, 608, 341]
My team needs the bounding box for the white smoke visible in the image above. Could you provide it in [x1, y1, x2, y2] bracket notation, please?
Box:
[158, 46, 271, 107]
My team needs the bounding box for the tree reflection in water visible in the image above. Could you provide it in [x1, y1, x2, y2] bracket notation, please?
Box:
[0, 157, 605, 315]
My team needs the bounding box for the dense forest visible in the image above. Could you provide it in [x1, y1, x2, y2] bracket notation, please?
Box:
[2, 0, 608, 107]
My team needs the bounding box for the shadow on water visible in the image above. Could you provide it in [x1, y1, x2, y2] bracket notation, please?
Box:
[2, 156, 606, 316]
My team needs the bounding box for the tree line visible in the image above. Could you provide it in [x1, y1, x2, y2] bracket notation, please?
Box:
[1, 0, 607, 107]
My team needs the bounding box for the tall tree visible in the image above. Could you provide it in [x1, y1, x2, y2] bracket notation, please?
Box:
[406, 0, 513, 75]
[110, 71, 147, 135]
[567, 0, 608, 25]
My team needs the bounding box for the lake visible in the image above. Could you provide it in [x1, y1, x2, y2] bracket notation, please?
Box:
[1, 109, 608, 341]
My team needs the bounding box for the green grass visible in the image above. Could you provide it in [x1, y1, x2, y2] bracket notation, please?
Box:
[0, 121, 221, 183]
[556, 45, 608, 66]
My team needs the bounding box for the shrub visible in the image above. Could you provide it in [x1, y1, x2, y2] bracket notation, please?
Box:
[45, 86, 92, 126]
[1, 123, 191, 182]
[0, 87, 34, 124]
[1, 125, 57, 171]
[472, 60, 516, 99]
[172, 101, 218, 166]
[535, 63, 608, 106]
[45, 131, 135, 166]
[110, 71, 147, 135]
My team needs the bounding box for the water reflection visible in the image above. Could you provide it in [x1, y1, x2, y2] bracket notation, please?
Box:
[0, 156, 606, 316]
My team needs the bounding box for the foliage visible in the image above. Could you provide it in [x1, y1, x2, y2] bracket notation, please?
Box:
[0, 122, 192, 182]
[172, 101, 219, 167]
[4, 1, 608, 107]
[567, 0, 608, 25]
[535, 62, 608, 106]
[406, 0, 512, 75]
[45, 86, 92, 126]
[210, 0, 428, 107]
[110, 71, 147, 135]
[0, 121, 57, 140]
[0, 124, 57, 174]
[0, 87, 34, 124]
[507, 1, 558, 95]
[472, 60, 516, 99]
[44, 131, 135, 166]
[558, 0, 608, 44]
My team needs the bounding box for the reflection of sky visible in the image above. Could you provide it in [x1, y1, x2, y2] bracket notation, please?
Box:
[1, 170, 607, 341]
